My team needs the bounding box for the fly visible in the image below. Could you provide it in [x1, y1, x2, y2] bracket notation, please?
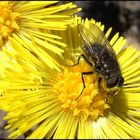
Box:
[73, 23, 124, 99]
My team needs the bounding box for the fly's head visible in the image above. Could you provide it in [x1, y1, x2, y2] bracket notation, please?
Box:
[102, 75, 124, 96]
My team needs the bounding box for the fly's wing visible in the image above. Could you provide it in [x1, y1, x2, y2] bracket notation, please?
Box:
[78, 23, 117, 58]
[78, 24, 93, 50]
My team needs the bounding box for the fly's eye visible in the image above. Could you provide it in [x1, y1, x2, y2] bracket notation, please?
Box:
[106, 76, 124, 88]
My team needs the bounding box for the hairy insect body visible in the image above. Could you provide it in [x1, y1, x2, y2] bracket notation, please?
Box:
[83, 43, 124, 89]
[77, 23, 124, 96]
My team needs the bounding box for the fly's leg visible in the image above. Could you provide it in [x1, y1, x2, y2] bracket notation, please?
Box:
[66, 54, 92, 67]
[97, 78, 110, 103]
[89, 76, 100, 108]
[65, 54, 94, 100]
[75, 71, 94, 100]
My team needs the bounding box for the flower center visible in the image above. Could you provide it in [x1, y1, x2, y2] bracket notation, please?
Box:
[0, 2, 20, 47]
[54, 60, 113, 121]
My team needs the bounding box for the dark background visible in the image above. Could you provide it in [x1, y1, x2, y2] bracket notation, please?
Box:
[64, 1, 140, 49]
[0, 1, 140, 139]
[74, 1, 140, 36]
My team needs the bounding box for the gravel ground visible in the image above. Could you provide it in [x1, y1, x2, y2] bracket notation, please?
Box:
[0, 111, 24, 139]
[0, 1, 140, 139]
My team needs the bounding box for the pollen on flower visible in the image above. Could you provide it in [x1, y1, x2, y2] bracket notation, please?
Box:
[54, 60, 113, 121]
[0, 2, 20, 47]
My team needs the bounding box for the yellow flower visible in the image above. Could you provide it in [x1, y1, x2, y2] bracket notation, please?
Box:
[0, 1, 81, 70]
[0, 17, 140, 139]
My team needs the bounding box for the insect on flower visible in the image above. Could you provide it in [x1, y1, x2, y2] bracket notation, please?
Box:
[73, 23, 124, 99]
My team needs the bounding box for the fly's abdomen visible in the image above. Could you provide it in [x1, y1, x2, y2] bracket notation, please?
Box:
[84, 44, 124, 88]
[78, 23, 124, 90]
